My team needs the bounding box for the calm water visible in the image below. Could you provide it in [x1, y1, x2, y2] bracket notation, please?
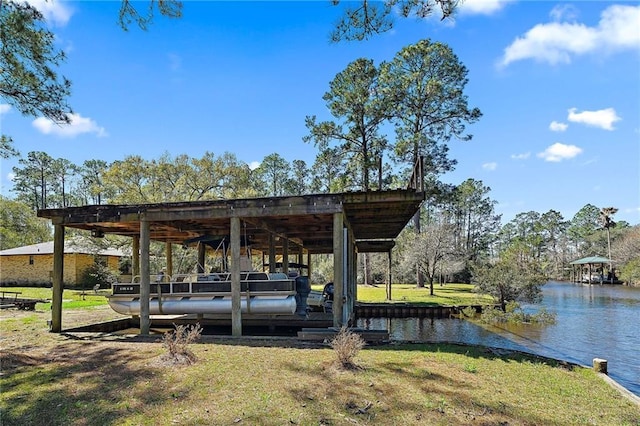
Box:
[357, 281, 640, 396]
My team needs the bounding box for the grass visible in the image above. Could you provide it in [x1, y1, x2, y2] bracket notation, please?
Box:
[0, 322, 638, 425]
[1, 286, 111, 310]
[356, 282, 494, 306]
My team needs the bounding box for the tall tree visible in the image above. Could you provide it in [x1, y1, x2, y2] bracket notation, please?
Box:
[330, 0, 459, 42]
[50, 158, 79, 208]
[451, 179, 501, 265]
[539, 210, 569, 279]
[380, 39, 481, 286]
[304, 58, 388, 192]
[0, 1, 72, 156]
[402, 221, 456, 295]
[568, 204, 601, 256]
[254, 153, 293, 197]
[599, 206, 618, 282]
[0, 196, 51, 249]
[79, 159, 110, 205]
[289, 160, 310, 196]
[12, 151, 55, 210]
[310, 147, 349, 193]
[382, 39, 481, 181]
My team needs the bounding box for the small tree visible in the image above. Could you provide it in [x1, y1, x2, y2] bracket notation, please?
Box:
[78, 263, 118, 290]
[471, 247, 547, 311]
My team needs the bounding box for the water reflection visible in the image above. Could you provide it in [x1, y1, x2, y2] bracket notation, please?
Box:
[357, 281, 640, 396]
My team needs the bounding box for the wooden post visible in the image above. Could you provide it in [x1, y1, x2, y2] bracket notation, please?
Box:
[333, 212, 344, 327]
[283, 238, 289, 274]
[306, 252, 312, 281]
[50, 224, 64, 333]
[593, 358, 608, 374]
[231, 217, 242, 337]
[132, 236, 140, 276]
[165, 242, 173, 280]
[197, 243, 206, 273]
[268, 234, 276, 273]
[140, 220, 150, 335]
[387, 250, 392, 301]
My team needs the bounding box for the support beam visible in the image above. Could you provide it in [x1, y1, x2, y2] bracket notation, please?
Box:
[165, 242, 173, 280]
[283, 238, 289, 274]
[231, 217, 242, 337]
[306, 252, 312, 281]
[132, 236, 140, 276]
[386, 250, 392, 300]
[197, 243, 206, 273]
[268, 234, 276, 273]
[140, 220, 151, 335]
[333, 212, 344, 327]
[50, 224, 64, 332]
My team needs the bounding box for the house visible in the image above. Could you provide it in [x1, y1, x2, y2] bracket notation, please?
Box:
[0, 239, 126, 286]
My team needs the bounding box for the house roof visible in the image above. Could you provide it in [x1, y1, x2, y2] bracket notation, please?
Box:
[569, 256, 611, 265]
[0, 240, 126, 257]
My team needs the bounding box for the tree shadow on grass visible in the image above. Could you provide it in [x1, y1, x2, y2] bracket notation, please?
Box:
[0, 341, 176, 426]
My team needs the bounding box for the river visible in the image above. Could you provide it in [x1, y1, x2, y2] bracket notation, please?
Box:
[356, 281, 640, 396]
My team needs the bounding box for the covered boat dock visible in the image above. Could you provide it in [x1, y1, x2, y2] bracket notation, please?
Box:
[38, 172, 425, 336]
[569, 256, 614, 284]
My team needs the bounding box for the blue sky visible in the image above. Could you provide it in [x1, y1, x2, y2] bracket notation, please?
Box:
[1, 0, 639, 225]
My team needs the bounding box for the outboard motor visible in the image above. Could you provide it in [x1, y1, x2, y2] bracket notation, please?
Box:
[295, 276, 311, 316]
[322, 282, 334, 313]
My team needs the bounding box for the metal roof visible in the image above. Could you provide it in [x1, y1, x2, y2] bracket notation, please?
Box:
[0, 240, 126, 257]
[37, 190, 424, 254]
[569, 256, 611, 265]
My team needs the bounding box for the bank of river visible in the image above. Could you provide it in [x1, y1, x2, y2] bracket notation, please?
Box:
[357, 281, 640, 396]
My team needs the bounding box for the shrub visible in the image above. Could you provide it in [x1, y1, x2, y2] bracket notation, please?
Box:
[161, 323, 202, 365]
[78, 263, 118, 290]
[330, 326, 365, 369]
[479, 302, 556, 325]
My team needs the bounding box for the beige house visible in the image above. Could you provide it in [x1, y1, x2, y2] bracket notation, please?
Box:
[0, 240, 125, 286]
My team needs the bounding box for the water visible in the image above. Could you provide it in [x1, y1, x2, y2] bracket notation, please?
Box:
[357, 281, 640, 396]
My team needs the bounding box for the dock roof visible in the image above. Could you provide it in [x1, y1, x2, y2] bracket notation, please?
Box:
[37, 190, 424, 254]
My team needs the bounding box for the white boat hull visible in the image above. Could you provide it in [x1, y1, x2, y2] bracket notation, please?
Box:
[108, 294, 297, 316]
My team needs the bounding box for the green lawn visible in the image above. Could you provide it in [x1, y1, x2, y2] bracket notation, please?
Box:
[1, 287, 110, 310]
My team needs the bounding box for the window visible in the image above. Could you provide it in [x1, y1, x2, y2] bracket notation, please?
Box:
[29, 255, 34, 265]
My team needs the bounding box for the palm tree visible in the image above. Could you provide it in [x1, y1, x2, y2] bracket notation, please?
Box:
[599, 207, 618, 283]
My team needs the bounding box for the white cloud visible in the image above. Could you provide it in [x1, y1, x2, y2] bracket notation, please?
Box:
[249, 161, 261, 170]
[26, 0, 74, 27]
[499, 5, 640, 67]
[459, 0, 511, 15]
[511, 152, 530, 160]
[549, 121, 568, 132]
[567, 107, 621, 130]
[482, 162, 497, 171]
[550, 4, 579, 22]
[0, 104, 11, 116]
[7, 172, 16, 182]
[537, 143, 583, 162]
[32, 113, 107, 138]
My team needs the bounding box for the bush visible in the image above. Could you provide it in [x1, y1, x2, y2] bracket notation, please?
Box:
[161, 323, 203, 365]
[78, 263, 118, 290]
[619, 258, 640, 286]
[479, 301, 556, 325]
[330, 326, 365, 369]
